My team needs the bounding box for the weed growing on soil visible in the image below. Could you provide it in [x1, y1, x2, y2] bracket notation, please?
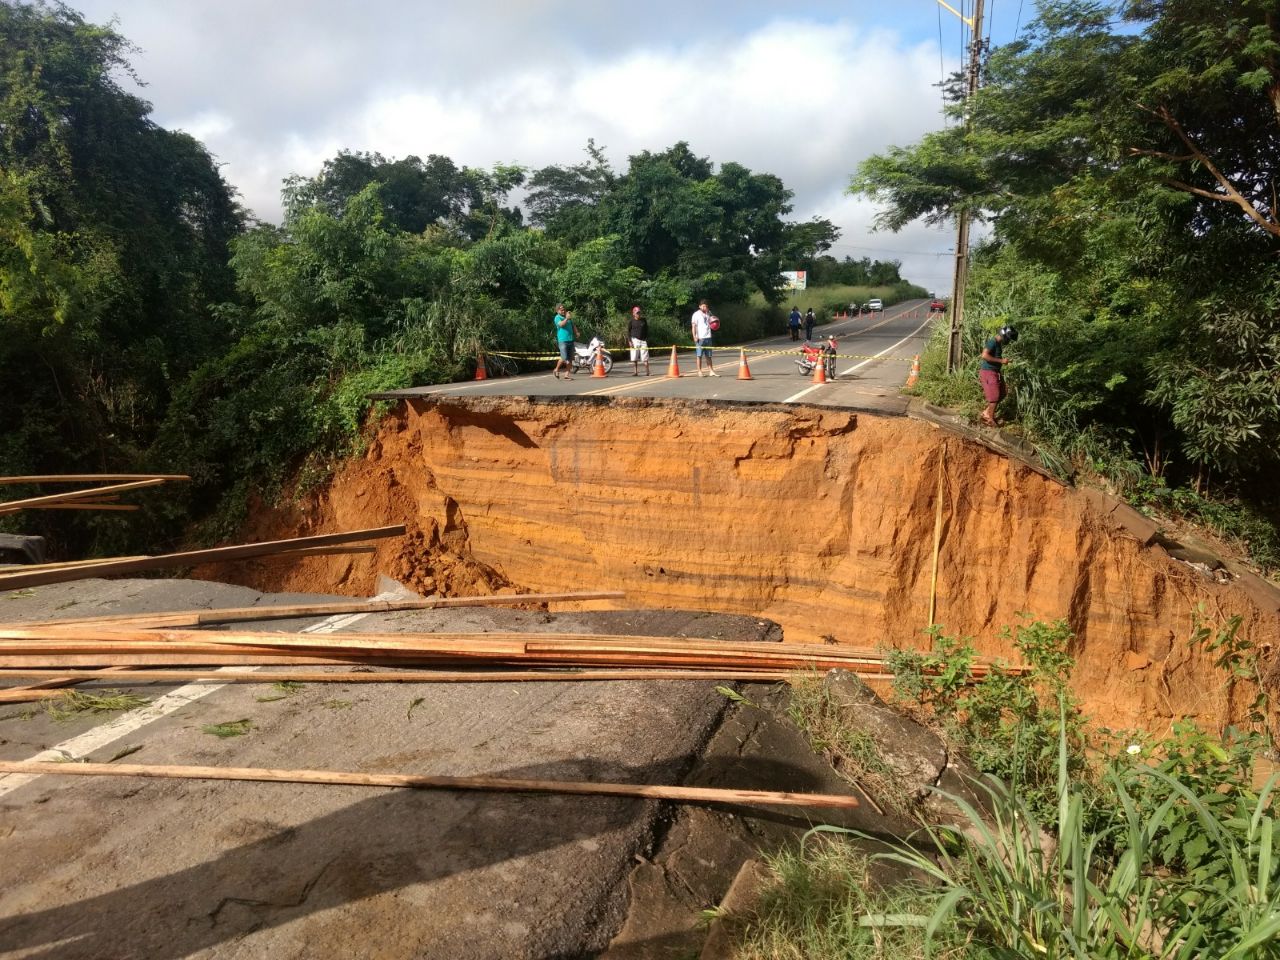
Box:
[202, 718, 252, 738]
[716, 685, 758, 708]
[786, 674, 911, 815]
[255, 680, 305, 703]
[1190, 607, 1270, 735]
[734, 836, 963, 959]
[885, 617, 1086, 824]
[45, 690, 149, 722]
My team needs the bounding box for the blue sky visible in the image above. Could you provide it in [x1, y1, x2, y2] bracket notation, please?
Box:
[67, 0, 1045, 291]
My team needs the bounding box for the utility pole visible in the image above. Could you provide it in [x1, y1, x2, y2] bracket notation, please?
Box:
[944, 0, 985, 374]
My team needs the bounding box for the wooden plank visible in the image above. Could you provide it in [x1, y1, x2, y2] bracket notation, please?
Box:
[0, 668, 797, 696]
[0, 525, 407, 590]
[0, 624, 1020, 675]
[0, 544, 372, 576]
[0, 556, 150, 574]
[261, 545, 376, 558]
[0, 475, 190, 485]
[0, 653, 390, 667]
[0, 666, 137, 703]
[22, 503, 140, 512]
[0, 478, 170, 515]
[0, 591, 625, 630]
[0, 629, 877, 666]
[0, 760, 862, 809]
[0, 667, 796, 684]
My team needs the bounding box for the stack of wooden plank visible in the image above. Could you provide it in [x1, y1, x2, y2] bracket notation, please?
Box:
[0, 588, 1023, 810]
[0, 587, 1021, 698]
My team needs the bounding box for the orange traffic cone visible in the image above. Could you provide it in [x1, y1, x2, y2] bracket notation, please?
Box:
[812, 354, 827, 385]
[906, 355, 921, 388]
[474, 353, 488, 381]
[592, 350, 608, 378]
[667, 345, 681, 378]
[737, 348, 754, 380]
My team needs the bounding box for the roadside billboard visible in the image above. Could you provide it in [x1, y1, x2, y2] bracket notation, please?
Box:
[781, 270, 807, 291]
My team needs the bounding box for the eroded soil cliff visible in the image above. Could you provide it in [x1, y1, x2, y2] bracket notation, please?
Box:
[204, 396, 1280, 731]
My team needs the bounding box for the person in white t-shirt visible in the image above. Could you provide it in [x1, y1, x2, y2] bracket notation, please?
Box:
[690, 300, 719, 376]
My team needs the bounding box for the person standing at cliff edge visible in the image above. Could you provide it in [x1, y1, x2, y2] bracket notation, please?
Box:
[979, 324, 1017, 426]
[553, 303, 576, 380]
[691, 300, 719, 376]
[627, 305, 650, 376]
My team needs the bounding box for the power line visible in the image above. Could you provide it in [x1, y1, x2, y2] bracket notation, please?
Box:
[826, 241, 954, 257]
[937, 0, 947, 123]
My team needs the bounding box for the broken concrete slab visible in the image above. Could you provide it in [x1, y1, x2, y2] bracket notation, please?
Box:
[821, 671, 948, 801]
[1223, 561, 1280, 615]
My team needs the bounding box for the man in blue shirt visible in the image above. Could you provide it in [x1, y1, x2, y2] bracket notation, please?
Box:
[979, 325, 1017, 426]
[553, 303, 576, 380]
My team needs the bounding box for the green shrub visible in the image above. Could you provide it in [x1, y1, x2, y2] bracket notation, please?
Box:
[886, 617, 1086, 825]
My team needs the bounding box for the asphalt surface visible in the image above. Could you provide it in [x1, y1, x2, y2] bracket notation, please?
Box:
[376, 299, 937, 416]
[0, 579, 800, 959]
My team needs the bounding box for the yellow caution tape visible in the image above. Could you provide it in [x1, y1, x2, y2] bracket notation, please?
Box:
[487, 346, 916, 363]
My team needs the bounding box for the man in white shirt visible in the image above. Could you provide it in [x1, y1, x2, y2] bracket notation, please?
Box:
[690, 300, 719, 377]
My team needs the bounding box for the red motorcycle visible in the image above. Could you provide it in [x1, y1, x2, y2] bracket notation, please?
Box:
[796, 336, 838, 379]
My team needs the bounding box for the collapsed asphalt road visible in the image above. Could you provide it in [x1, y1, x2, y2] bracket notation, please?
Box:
[0, 578, 832, 959]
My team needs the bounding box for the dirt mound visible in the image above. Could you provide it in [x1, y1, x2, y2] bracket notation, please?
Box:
[204, 395, 1280, 732]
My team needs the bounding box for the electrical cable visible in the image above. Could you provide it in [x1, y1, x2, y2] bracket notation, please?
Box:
[937, 0, 947, 124]
[827, 241, 954, 257]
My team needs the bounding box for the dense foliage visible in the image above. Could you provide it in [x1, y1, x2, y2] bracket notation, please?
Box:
[852, 0, 1280, 564]
[0, 1, 242, 549]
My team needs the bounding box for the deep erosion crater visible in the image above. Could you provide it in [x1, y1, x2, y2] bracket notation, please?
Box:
[205, 395, 1280, 732]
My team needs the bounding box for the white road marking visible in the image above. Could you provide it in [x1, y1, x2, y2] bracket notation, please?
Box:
[783, 311, 934, 404]
[0, 598, 394, 798]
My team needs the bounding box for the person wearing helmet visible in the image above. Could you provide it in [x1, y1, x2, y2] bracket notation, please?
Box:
[979, 325, 1017, 426]
[627, 305, 650, 376]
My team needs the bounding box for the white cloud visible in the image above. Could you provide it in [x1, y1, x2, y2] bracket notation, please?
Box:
[73, 2, 961, 288]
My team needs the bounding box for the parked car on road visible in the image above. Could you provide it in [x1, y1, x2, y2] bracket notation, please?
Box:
[930, 298, 946, 313]
[867, 298, 883, 312]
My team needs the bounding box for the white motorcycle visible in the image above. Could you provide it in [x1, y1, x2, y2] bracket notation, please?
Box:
[571, 336, 613, 375]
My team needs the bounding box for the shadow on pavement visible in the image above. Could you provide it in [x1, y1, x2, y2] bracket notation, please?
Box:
[0, 755, 854, 960]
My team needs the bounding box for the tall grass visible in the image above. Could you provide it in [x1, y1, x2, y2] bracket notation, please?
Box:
[739, 613, 1280, 958]
[737, 715, 1280, 959]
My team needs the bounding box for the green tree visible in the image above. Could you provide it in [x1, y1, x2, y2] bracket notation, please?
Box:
[851, 0, 1280, 491]
[283, 150, 525, 240]
[0, 0, 242, 550]
[525, 138, 615, 244]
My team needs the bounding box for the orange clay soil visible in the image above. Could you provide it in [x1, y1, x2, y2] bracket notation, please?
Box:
[197, 396, 1280, 733]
